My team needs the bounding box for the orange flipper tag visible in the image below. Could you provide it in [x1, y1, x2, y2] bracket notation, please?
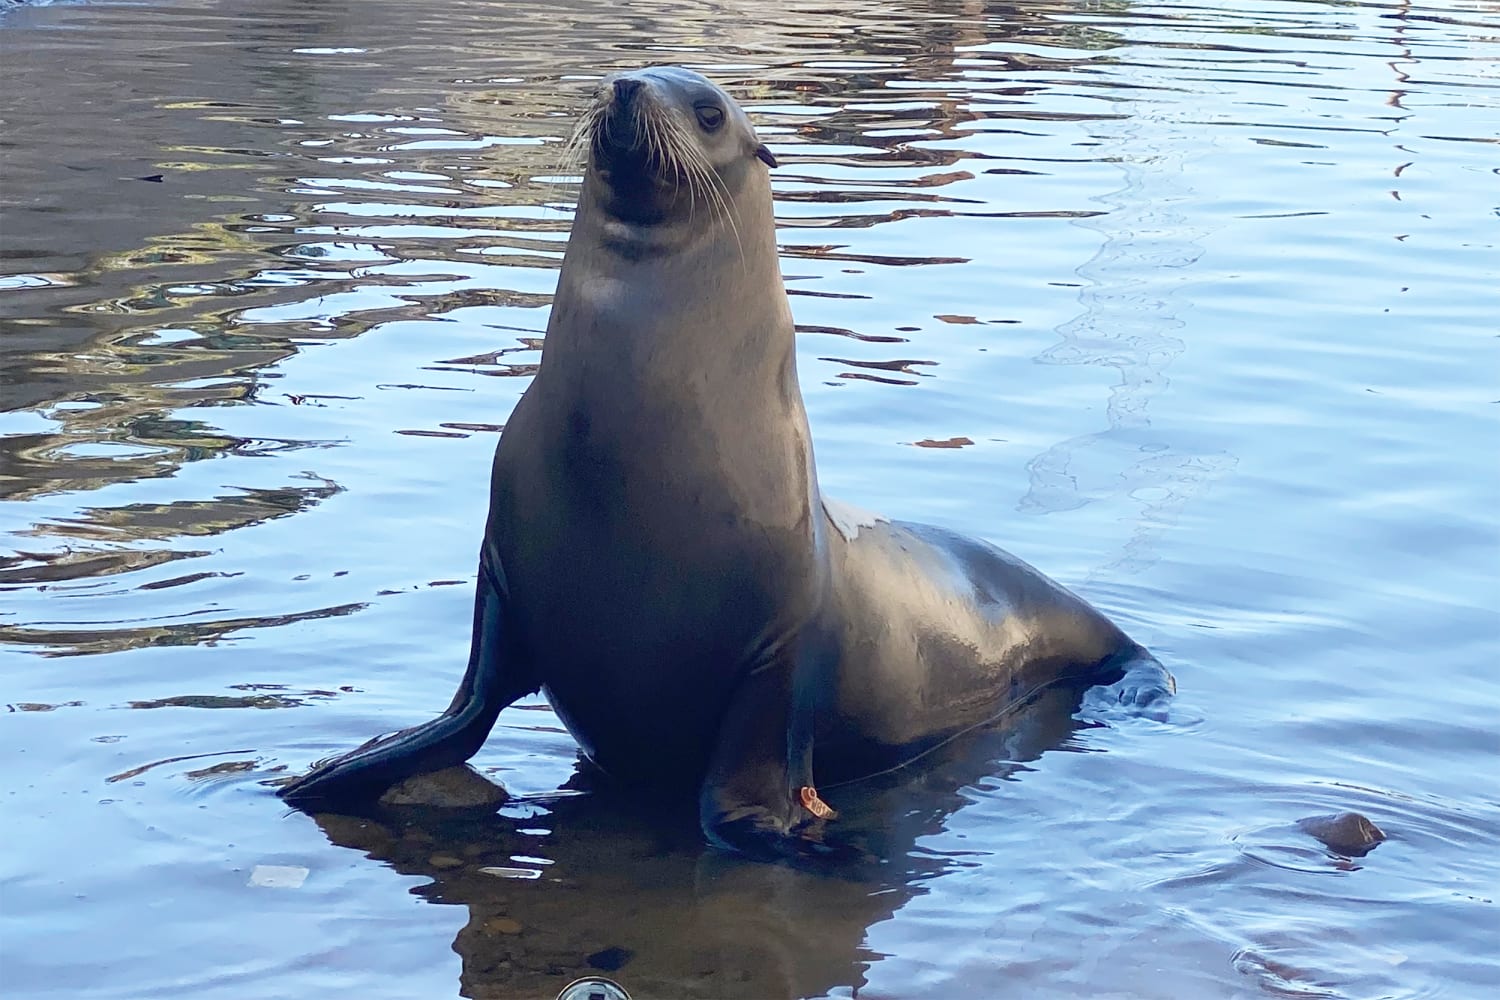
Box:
[799, 785, 837, 820]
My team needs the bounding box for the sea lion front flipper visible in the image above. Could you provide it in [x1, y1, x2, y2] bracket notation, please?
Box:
[279, 544, 537, 808]
[696, 640, 850, 863]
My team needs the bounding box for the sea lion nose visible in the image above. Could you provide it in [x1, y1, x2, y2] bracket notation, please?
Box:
[613, 77, 642, 105]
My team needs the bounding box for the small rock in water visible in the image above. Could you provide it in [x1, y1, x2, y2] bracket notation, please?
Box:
[586, 946, 634, 973]
[377, 765, 508, 809]
[1296, 811, 1386, 856]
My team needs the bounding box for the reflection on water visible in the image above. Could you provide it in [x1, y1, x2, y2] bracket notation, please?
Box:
[3, 0, 1497, 998]
[1021, 98, 1239, 582]
[307, 686, 1087, 1000]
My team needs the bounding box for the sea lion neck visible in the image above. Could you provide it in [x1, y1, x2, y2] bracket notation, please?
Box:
[532, 176, 796, 429]
[586, 149, 763, 251]
[573, 161, 769, 261]
[541, 207, 792, 371]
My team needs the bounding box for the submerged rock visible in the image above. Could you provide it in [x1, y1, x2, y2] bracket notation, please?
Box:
[378, 765, 508, 809]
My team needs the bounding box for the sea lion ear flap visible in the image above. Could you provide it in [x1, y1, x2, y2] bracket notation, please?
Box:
[755, 144, 779, 169]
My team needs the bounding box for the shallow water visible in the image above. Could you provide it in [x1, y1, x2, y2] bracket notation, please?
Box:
[2, 0, 1497, 997]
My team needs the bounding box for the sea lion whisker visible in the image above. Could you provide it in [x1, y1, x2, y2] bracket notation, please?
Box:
[631, 89, 654, 159]
[641, 109, 685, 218]
[640, 104, 657, 168]
[659, 116, 697, 223]
[670, 133, 710, 211]
[664, 125, 704, 224]
[692, 140, 745, 265]
[574, 105, 597, 154]
[559, 104, 597, 179]
[678, 136, 719, 240]
[601, 94, 622, 158]
[648, 109, 674, 189]
[650, 119, 691, 215]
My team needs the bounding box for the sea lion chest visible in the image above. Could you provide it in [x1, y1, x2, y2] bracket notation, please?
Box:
[486, 336, 821, 787]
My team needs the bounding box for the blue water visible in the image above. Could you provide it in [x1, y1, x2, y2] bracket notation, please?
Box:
[2, 1, 1497, 997]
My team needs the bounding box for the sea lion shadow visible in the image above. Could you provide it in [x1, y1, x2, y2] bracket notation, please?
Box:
[307, 684, 1097, 1000]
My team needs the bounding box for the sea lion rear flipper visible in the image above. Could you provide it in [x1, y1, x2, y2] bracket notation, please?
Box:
[279, 544, 537, 808]
[1079, 646, 1176, 722]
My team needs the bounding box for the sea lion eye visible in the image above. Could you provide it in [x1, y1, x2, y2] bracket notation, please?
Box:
[695, 104, 724, 131]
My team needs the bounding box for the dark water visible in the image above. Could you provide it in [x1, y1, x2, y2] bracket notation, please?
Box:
[2, 0, 1497, 997]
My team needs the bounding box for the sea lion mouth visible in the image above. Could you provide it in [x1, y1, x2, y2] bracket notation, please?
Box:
[587, 76, 674, 184]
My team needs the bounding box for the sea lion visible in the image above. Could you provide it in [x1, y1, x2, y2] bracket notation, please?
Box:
[279, 66, 1174, 861]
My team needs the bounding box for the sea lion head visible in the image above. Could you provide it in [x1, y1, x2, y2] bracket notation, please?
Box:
[572, 66, 777, 230]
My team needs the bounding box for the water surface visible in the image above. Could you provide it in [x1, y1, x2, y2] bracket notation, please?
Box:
[2, 0, 1497, 997]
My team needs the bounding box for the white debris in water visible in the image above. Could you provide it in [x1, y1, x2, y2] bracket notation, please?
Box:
[248, 864, 309, 889]
[477, 866, 541, 880]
